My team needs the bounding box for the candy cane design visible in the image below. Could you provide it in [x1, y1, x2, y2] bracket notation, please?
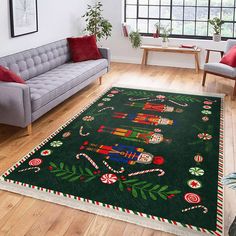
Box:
[129, 97, 150, 101]
[128, 168, 165, 177]
[103, 160, 125, 173]
[168, 100, 188, 107]
[79, 126, 90, 137]
[182, 205, 208, 214]
[98, 107, 115, 113]
[76, 153, 99, 169]
[18, 167, 41, 173]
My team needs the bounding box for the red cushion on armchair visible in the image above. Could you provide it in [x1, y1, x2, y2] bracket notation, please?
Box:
[67, 35, 102, 62]
[220, 45, 236, 67]
[0, 66, 25, 83]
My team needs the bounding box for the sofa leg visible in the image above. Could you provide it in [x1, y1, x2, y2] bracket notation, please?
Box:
[27, 124, 32, 135]
[99, 77, 102, 85]
[202, 71, 207, 86]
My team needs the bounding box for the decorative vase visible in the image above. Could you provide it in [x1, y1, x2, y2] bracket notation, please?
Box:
[213, 34, 221, 42]
[161, 40, 168, 48]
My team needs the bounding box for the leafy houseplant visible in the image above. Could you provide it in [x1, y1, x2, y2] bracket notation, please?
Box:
[129, 31, 142, 48]
[208, 17, 224, 42]
[155, 23, 172, 48]
[82, 2, 112, 41]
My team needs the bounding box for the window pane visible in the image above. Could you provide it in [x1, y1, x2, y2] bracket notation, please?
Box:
[161, 0, 171, 5]
[160, 20, 171, 27]
[197, 0, 208, 6]
[222, 0, 234, 7]
[149, 6, 159, 18]
[160, 6, 171, 18]
[172, 0, 183, 4]
[184, 7, 196, 20]
[196, 22, 208, 36]
[139, 0, 148, 4]
[139, 6, 148, 17]
[210, 8, 221, 18]
[149, 0, 160, 4]
[149, 20, 158, 33]
[126, 5, 137, 18]
[172, 7, 184, 20]
[172, 21, 183, 34]
[210, 0, 221, 7]
[222, 8, 234, 21]
[221, 23, 233, 37]
[138, 19, 148, 32]
[126, 0, 137, 4]
[196, 7, 208, 20]
[184, 21, 195, 35]
[126, 19, 137, 31]
[185, 0, 196, 6]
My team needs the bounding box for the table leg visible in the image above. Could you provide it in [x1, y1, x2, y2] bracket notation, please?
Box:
[141, 49, 148, 66]
[194, 53, 200, 73]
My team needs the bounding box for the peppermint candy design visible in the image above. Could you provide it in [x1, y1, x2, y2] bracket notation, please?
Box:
[29, 158, 42, 166]
[203, 105, 211, 109]
[189, 167, 204, 176]
[201, 110, 212, 115]
[98, 103, 104, 107]
[156, 95, 166, 100]
[202, 116, 209, 122]
[82, 116, 94, 122]
[187, 179, 202, 189]
[50, 141, 63, 147]
[41, 149, 52, 156]
[107, 94, 114, 97]
[62, 132, 71, 138]
[100, 173, 118, 184]
[154, 128, 162, 132]
[184, 193, 201, 204]
[102, 98, 111, 102]
[198, 133, 212, 140]
[204, 101, 213, 105]
[110, 90, 119, 94]
[194, 154, 204, 163]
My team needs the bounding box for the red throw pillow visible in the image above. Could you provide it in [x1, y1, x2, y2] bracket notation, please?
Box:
[220, 45, 236, 67]
[0, 66, 25, 84]
[67, 35, 102, 62]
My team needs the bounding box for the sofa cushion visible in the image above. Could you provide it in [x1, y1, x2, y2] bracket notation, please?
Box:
[204, 62, 236, 78]
[220, 45, 236, 67]
[27, 59, 108, 112]
[67, 36, 101, 62]
[0, 65, 25, 83]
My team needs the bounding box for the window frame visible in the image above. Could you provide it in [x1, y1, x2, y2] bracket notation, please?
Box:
[124, 0, 236, 40]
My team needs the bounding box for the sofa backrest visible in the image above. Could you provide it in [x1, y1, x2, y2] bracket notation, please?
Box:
[0, 39, 70, 81]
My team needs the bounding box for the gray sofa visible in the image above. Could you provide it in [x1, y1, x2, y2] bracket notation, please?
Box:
[0, 39, 110, 133]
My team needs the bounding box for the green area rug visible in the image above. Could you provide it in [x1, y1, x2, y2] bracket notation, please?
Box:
[0, 86, 224, 236]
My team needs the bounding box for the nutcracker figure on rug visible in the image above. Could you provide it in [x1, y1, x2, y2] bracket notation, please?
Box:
[97, 125, 172, 144]
[112, 112, 174, 126]
[125, 102, 183, 113]
[80, 141, 164, 165]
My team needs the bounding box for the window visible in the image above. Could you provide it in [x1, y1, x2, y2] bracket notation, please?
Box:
[124, 0, 236, 39]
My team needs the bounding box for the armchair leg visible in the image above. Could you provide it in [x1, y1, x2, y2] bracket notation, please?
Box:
[27, 124, 32, 135]
[99, 76, 102, 85]
[233, 80, 236, 99]
[202, 71, 207, 86]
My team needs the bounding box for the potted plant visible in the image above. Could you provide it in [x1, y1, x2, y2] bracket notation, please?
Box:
[155, 23, 171, 48]
[208, 17, 224, 42]
[129, 31, 142, 48]
[82, 2, 112, 41]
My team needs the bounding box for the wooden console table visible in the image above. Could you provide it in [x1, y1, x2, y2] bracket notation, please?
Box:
[141, 45, 201, 73]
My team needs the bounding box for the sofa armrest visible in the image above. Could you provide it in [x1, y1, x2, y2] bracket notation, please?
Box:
[0, 82, 31, 128]
[99, 47, 111, 71]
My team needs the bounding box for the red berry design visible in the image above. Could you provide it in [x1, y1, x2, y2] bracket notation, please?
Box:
[48, 166, 53, 171]
[127, 187, 132, 192]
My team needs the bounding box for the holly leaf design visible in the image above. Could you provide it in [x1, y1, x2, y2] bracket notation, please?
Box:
[132, 187, 138, 198]
[119, 182, 124, 192]
[140, 189, 147, 200]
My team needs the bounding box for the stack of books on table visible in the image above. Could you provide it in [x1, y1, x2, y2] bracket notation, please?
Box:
[179, 44, 198, 50]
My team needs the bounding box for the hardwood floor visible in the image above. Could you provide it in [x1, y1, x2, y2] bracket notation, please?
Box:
[0, 63, 235, 236]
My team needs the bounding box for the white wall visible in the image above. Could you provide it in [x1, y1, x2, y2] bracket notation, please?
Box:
[0, 0, 92, 57]
[100, 0, 227, 69]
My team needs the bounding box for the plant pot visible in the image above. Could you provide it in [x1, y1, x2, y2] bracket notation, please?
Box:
[213, 34, 221, 42]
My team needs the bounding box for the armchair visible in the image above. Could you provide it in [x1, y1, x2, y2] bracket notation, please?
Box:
[202, 39, 236, 97]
